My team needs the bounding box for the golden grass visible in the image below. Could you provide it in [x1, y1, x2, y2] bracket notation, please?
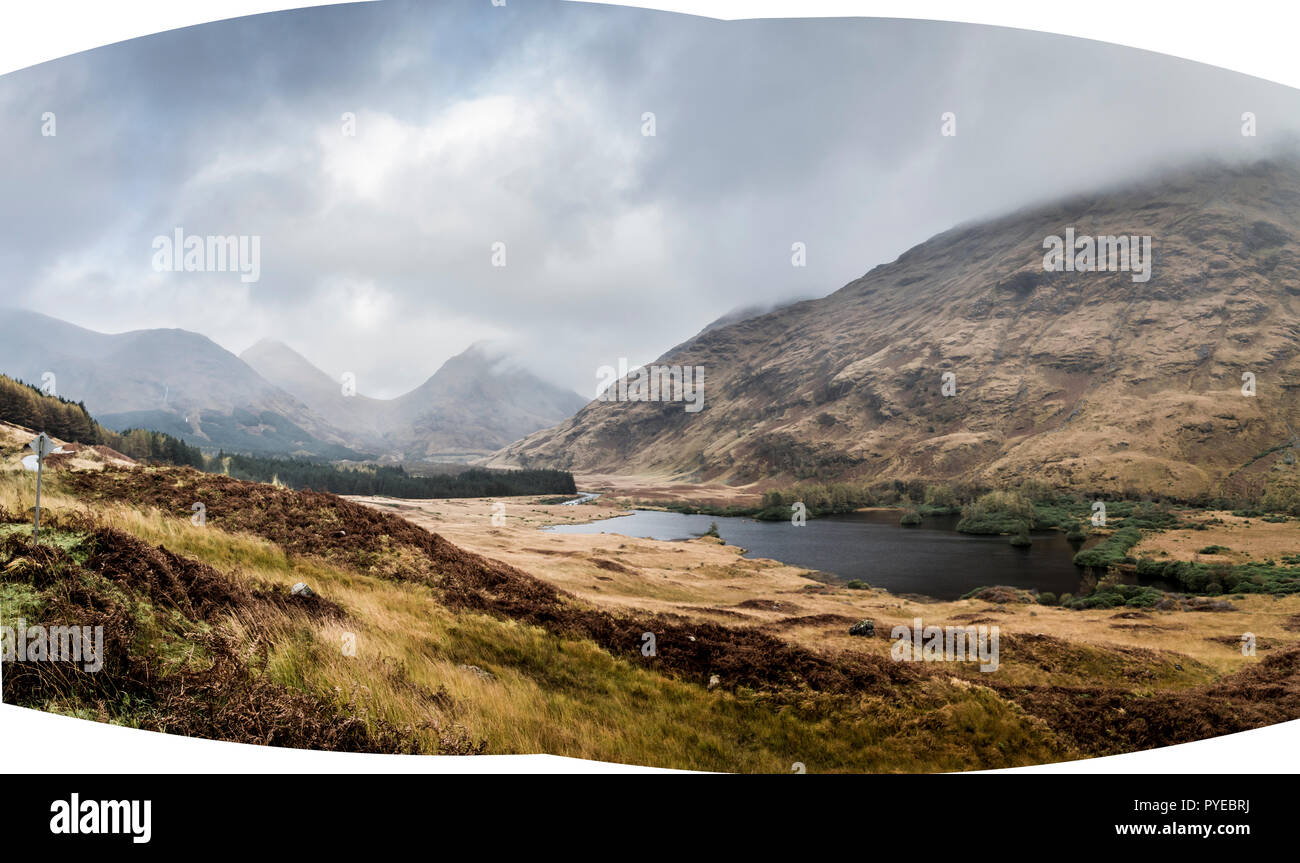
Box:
[1, 468, 1080, 771]
[16, 468, 1298, 769]
[359, 494, 1300, 685]
[1134, 510, 1300, 564]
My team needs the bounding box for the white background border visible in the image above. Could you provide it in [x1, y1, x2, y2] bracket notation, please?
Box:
[5, 1, 1300, 88]
[1, 0, 1297, 774]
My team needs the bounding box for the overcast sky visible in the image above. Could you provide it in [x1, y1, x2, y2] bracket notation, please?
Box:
[2, 0, 1298, 398]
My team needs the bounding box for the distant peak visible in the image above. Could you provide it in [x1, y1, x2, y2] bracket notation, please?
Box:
[441, 340, 522, 374]
[241, 337, 294, 356]
[460, 339, 509, 359]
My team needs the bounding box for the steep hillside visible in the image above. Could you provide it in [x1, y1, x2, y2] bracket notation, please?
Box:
[495, 158, 1300, 499]
[239, 338, 390, 441]
[384, 345, 588, 461]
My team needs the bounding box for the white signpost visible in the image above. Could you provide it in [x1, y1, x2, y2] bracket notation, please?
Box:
[27, 432, 58, 543]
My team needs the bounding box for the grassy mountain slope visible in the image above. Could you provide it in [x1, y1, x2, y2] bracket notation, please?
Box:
[495, 158, 1300, 500]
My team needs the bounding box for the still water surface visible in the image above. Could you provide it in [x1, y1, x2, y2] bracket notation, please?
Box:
[545, 508, 1096, 600]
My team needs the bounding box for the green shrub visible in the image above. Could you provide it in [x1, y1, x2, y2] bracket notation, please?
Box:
[1134, 557, 1300, 595]
[1063, 584, 1165, 610]
[1073, 527, 1142, 569]
[1124, 502, 1183, 529]
[957, 490, 1034, 535]
[922, 483, 958, 508]
[756, 480, 880, 520]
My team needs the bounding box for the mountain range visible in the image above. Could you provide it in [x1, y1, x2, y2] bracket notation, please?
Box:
[239, 339, 587, 461]
[491, 157, 1300, 500]
[0, 310, 585, 461]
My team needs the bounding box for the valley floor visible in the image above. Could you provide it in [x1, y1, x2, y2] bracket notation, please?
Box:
[350, 494, 1300, 682]
[3, 458, 1298, 772]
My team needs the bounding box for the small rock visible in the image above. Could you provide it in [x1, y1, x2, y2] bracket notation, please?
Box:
[849, 619, 875, 637]
[291, 582, 314, 597]
[332, 529, 347, 538]
[458, 664, 495, 681]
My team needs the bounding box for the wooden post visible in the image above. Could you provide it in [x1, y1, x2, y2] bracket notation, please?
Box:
[33, 451, 43, 544]
[27, 432, 54, 545]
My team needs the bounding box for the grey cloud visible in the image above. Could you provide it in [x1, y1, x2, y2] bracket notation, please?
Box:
[1, 1, 1298, 398]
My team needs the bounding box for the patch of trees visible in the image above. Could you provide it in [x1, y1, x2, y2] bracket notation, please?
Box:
[217, 453, 576, 498]
[0, 375, 203, 467]
[0, 375, 98, 443]
[107, 428, 205, 468]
